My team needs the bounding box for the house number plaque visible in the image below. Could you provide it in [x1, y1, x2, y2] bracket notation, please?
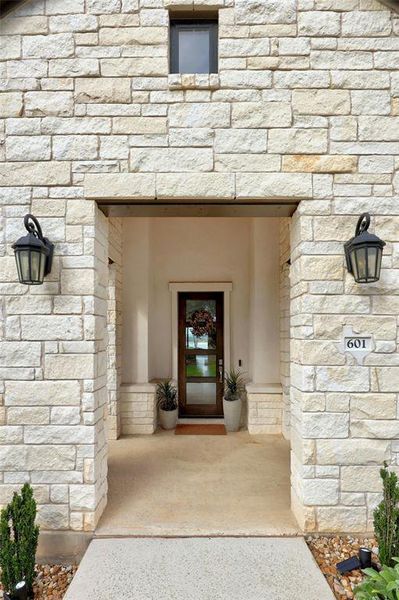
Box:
[338, 325, 374, 365]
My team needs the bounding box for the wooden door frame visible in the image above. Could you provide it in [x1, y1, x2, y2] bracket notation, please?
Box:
[178, 292, 224, 417]
[169, 282, 232, 383]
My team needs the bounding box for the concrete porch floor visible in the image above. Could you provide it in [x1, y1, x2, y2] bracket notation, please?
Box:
[95, 431, 300, 537]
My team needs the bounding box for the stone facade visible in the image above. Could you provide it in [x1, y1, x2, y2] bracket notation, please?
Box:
[280, 218, 291, 440]
[106, 217, 122, 441]
[246, 384, 283, 435]
[1, 0, 399, 535]
[290, 201, 399, 532]
[120, 384, 157, 435]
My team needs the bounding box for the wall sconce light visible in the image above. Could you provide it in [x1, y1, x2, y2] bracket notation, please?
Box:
[12, 214, 54, 285]
[344, 213, 385, 284]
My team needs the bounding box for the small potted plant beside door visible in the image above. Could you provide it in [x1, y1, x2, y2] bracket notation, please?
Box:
[223, 369, 246, 432]
[157, 380, 179, 430]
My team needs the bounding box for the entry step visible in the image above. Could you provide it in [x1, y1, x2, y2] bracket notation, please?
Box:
[65, 538, 335, 600]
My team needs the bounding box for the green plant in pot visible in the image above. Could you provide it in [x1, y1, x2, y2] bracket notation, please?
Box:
[0, 483, 39, 600]
[157, 380, 179, 430]
[223, 369, 246, 432]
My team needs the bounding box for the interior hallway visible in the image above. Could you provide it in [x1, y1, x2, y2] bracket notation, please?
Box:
[96, 431, 300, 537]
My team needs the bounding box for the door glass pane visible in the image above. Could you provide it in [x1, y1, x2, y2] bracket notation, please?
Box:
[186, 299, 216, 349]
[186, 354, 216, 378]
[178, 29, 210, 74]
[186, 382, 216, 405]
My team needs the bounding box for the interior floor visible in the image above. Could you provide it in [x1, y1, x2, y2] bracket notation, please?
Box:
[96, 430, 300, 537]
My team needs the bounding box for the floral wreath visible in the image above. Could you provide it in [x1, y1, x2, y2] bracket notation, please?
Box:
[188, 309, 215, 338]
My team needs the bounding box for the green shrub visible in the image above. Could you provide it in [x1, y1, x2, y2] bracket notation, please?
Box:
[0, 483, 39, 596]
[374, 464, 399, 567]
[355, 559, 399, 600]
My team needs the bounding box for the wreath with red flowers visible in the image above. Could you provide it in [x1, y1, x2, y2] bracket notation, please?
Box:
[188, 308, 215, 338]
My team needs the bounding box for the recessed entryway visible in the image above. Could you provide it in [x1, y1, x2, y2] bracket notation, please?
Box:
[96, 431, 299, 537]
[103, 215, 295, 535]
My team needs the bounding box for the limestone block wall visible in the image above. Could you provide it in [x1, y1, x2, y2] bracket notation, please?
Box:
[290, 207, 399, 533]
[120, 384, 157, 435]
[246, 384, 283, 435]
[106, 217, 123, 441]
[0, 198, 109, 533]
[280, 218, 291, 440]
[0, 0, 399, 534]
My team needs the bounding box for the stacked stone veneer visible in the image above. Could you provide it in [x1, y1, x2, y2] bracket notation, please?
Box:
[290, 202, 399, 532]
[106, 217, 122, 441]
[280, 218, 291, 440]
[120, 384, 157, 435]
[246, 384, 283, 434]
[1, 0, 399, 534]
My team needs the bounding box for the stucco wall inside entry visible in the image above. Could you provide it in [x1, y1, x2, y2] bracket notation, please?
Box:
[121, 217, 281, 386]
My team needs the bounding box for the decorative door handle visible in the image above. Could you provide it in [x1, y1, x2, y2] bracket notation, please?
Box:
[219, 366, 223, 383]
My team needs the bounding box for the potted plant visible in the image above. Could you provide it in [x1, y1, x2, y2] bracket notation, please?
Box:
[223, 369, 246, 432]
[157, 380, 179, 430]
[0, 483, 39, 600]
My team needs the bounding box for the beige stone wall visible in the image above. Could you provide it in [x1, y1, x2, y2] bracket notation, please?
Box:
[246, 384, 283, 435]
[120, 384, 157, 435]
[106, 217, 123, 440]
[0, 202, 109, 532]
[290, 206, 399, 532]
[280, 218, 291, 440]
[1, 0, 399, 533]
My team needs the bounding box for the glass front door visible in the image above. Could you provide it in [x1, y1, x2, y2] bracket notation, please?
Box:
[178, 292, 224, 417]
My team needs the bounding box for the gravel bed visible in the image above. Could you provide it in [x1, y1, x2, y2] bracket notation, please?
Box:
[1, 564, 78, 600]
[306, 536, 378, 600]
[33, 564, 78, 599]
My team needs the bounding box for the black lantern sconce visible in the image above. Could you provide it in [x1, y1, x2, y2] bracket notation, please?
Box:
[12, 214, 54, 285]
[344, 213, 385, 284]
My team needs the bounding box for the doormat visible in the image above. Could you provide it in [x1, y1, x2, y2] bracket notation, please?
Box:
[175, 424, 227, 435]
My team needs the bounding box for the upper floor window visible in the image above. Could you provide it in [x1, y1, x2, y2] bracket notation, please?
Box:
[170, 17, 218, 74]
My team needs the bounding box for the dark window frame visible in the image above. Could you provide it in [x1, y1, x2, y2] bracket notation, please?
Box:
[170, 19, 218, 74]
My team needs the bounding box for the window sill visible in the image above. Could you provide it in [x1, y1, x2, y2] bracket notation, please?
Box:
[168, 73, 220, 90]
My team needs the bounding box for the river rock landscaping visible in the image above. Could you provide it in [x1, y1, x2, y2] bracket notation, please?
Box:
[307, 536, 378, 600]
[33, 564, 78, 600]
[1, 564, 77, 600]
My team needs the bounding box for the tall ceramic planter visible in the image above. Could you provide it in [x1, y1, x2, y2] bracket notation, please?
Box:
[159, 407, 178, 430]
[223, 397, 242, 432]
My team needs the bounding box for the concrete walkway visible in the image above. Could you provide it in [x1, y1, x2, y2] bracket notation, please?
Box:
[96, 432, 299, 536]
[65, 537, 335, 600]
